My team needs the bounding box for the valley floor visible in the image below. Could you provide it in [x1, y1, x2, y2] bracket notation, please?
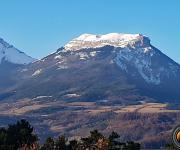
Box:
[0, 99, 180, 149]
[0, 99, 179, 116]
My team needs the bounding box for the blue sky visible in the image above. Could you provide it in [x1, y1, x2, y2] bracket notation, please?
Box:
[0, 0, 180, 63]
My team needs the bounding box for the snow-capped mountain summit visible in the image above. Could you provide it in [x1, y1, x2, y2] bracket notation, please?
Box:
[0, 38, 35, 65]
[62, 33, 179, 85]
[64, 33, 150, 51]
[0, 33, 180, 104]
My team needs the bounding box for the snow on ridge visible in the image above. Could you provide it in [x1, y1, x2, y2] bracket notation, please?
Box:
[114, 47, 169, 85]
[64, 33, 149, 51]
[75, 33, 141, 42]
[115, 47, 160, 84]
[0, 37, 35, 65]
[32, 69, 42, 76]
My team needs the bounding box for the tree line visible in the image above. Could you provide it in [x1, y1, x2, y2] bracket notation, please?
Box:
[0, 119, 142, 150]
[0, 119, 177, 150]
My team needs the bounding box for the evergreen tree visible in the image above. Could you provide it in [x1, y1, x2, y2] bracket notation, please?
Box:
[108, 131, 124, 150]
[40, 137, 55, 150]
[67, 140, 78, 150]
[55, 135, 67, 150]
[0, 120, 142, 150]
[123, 141, 140, 150]
[0, 119, 37, 150]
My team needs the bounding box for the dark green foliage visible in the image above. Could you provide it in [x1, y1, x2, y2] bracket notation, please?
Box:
[0, 120, 141, 150]
[108, 131, 123, 150]
[165, 143, 178, 150]
[40, 130, 141, 150]
[123, 141, 141, 150]
[108, 132, 141, 150]
[40, 137, 55, 150]
[80, 129, 104, 149]
[55, 135, 67, 150]
[0, 119, 38, 150]
[67, 140, 78, 150]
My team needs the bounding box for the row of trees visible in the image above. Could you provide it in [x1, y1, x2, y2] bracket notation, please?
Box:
[0, 120, 37, 150]
[0, 119, 141, 150]
[41, 130, 140, 150]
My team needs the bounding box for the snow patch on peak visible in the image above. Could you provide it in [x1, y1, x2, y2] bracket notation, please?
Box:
[74, 33, 141, 42]
[32, 69, 42, 76]
[64, 33, 150, 51]
[0, 37, 35, 65]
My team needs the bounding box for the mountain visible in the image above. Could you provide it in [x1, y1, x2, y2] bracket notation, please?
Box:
[0, 38, 35, 65]
[2, 33, 180, 104]
[0, 37, 35, 94]
[0, 33, 180, 148]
